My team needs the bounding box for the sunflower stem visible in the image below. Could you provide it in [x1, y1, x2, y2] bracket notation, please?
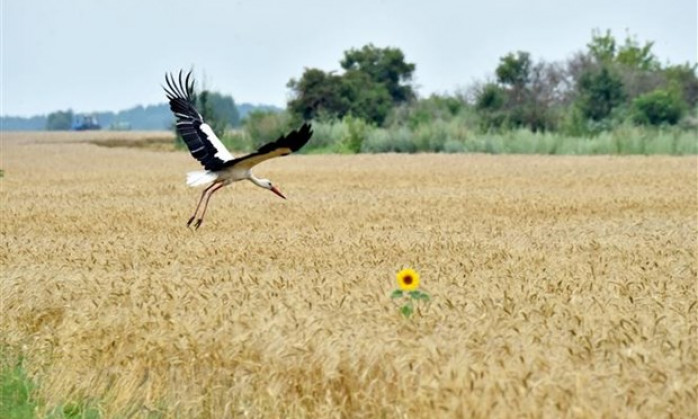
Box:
[400, 302, 414, 318]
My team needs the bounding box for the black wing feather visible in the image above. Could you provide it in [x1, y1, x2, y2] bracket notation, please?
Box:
[225, 123, 313, 169]
[163, 71, 231, 171]
[257, 123, 312, 155]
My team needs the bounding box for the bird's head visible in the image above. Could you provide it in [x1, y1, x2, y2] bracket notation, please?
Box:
[260, 178, 286, 199]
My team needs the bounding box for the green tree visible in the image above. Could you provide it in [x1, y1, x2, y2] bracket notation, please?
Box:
[583, 29, 663, 101]
[496, 51, 532, 90]
[340, 70, 393, 124]
[477, 52, 562, 131]
[632, 89, 685, 125]
[340, 44, 416, 103]
[587, 29, 617, 64]
[45, 109, 74, 130]
[663, 63, 698, 107]
[287, 45, 416, 125]
[494, 51, 532, 126]
[616, 35, 660, 71]
[287, 68, 348, 121]
[207, 92, 241, 128]
[475, 83, 506, 111]
[588, 29, 660, 71]
[576, 67, 626, 121]
[474, 83, 507, 130]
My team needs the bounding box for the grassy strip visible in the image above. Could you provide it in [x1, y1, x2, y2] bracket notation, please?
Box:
[0, 351, 102, 419]
[318, 121, 698, 155]
[205, 121, 697, 156]
[0, 353, 36, 419]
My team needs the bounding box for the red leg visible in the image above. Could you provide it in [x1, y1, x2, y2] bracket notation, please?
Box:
[191, 182, 225, 230]
[187, 182, 219, 227]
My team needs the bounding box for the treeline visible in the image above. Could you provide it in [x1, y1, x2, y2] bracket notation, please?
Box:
[222, 29, 696, 155]
[1, 100, 279, 131]
[472, 30, 696, 134]
[2, 104, 174, 131]
[52, 94, 242, 131]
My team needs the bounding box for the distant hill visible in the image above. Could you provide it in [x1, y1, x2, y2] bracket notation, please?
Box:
[1, 115, 47, 131]
[1, 103, 283, 131]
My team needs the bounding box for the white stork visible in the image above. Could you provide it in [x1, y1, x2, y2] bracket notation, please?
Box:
[163, 71, 313, 229]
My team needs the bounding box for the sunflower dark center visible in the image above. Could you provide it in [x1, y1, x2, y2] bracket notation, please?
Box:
[403, 275, 413, 285]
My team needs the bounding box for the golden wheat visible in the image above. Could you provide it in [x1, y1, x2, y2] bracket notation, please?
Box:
[1, 131, 696, 418]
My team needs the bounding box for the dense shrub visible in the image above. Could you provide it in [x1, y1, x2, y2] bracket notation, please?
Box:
[632, 89, 685, 125]
[243, 110, 293, 148]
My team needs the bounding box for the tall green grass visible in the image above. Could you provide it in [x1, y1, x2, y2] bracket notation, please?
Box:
[308, 119, 697, 155]
[1, 353, 36, 419]
[1, 350, 102, 419]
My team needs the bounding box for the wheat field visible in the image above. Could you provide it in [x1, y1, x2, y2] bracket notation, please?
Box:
[1, 131, 696, 418]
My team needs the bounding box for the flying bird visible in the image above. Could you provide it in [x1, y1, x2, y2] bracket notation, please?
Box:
[163, 70, 313, 229]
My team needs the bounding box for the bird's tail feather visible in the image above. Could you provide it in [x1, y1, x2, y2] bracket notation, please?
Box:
[186, 170, 218, 187]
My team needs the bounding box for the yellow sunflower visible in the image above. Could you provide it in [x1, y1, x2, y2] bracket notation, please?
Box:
[396, 268, 420, 291]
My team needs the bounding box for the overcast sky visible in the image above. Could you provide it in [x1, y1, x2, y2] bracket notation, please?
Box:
[1, 0, 696, 117]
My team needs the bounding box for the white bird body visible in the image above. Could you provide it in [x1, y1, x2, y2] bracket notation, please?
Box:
[164, 71, 313, 229]
[186, 166, 269, 188]
[186, 162, 249, 188]
[186, 169, 221, 187]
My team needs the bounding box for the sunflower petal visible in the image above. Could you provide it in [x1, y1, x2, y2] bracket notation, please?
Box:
[396, 268, 421, 291]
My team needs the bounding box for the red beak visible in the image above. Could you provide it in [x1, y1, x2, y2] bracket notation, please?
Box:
[270, 185, 286, 199]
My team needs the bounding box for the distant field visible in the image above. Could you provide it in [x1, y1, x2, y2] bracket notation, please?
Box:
[1, 130, 176, 151]
[1, 131, 696, 417]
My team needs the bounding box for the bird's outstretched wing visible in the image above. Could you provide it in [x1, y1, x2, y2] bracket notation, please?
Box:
[225, 123, 313, 170]
[163, 70, 234, 171]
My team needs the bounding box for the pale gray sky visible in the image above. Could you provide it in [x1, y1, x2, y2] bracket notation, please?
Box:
[1, 0, 696, 117]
